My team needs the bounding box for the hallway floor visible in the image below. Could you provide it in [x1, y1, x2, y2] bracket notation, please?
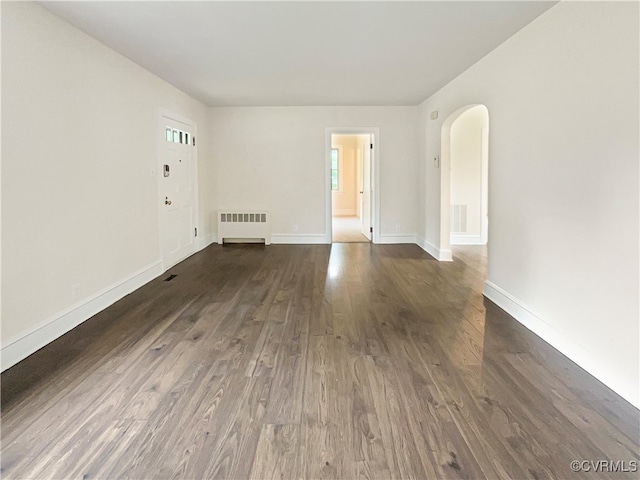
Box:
[332, 215, 369, 243]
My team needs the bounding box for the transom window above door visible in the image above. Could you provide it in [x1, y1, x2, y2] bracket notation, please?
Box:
[165, 127, 191, 145]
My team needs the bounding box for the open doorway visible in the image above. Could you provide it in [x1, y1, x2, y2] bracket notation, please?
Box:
[440, 104, 489, 257]
[325, 127, 379, 244]
[330, 134, 372, 243]
[449, 105, 489, 245]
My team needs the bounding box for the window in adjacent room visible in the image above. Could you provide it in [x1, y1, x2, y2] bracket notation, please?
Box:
[331, 148, 339, 190]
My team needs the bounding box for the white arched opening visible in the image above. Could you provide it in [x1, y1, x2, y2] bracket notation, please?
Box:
[440, 104, 489, 256]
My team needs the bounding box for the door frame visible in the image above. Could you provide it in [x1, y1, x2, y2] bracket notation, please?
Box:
[157, 108, 199, 272]
[325, 127, 380, 244]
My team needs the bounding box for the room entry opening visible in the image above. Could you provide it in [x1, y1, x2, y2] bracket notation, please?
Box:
[439, 104, 489, 261]
[330, 134, 372, 243]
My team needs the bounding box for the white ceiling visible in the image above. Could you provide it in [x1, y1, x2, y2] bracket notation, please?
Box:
[41, 1, 557, 107]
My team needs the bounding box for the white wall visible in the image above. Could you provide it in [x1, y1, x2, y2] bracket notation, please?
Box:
[1, 2, 215, 368]
[210, 107, 418, 243]
[450, 105, 488, 243]
[331, 135, 358, 216]
[417, 2, 639, 407]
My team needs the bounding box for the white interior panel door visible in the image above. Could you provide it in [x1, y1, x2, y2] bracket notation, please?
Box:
[361, 136, 372, 241]
[159, 117, 196, 269]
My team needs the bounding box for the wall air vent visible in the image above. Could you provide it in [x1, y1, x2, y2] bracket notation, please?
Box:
[450, 204, 468, 233]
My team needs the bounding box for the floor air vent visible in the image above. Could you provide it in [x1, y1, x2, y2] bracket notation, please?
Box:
[164, 274, 177, 282]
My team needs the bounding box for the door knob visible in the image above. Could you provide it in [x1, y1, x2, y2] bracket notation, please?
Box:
[165, 196, 172, 205]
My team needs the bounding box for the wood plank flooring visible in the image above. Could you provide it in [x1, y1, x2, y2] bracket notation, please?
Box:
[1, 243, 638, 479]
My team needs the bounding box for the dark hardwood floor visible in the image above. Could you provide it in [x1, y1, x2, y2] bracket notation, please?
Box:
[1, 243, 638, 479]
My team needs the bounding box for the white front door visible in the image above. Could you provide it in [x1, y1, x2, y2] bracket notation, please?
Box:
[159, 117, 196, 269]
[361, 135, 372, 241]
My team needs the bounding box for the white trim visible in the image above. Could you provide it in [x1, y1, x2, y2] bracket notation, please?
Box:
[416, 236, 453, 261]
[483, 280, 640, 409]
[377, 234, 416, 244]
[157, 108, 196, 128]
[325, 127, 381, 245]
[1, 261, 163, 371]
[450, 234, 485, 245]
[372, 133, 381, 245]
[197, 233, 216, 250]
[332, 209, 358, 216]
[480, 126, 489, 244]
[271, 234, 327, 244]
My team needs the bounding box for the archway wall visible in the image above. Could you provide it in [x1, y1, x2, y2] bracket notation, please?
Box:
[416, 1, 639, 407]
[448, 105, 489, 244]
[435, 103, 489, 255]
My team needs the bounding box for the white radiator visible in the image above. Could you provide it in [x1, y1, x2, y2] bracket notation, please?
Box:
[217, 211, 271, 245]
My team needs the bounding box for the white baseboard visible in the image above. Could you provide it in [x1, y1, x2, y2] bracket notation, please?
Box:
[483, 280, 639, 409]
[197, 233, 216, 250]
[1, 261, 163, 372]
[377, 234, 416, 244]
[270, 234, 328, 244]
[451, 234, 485, 245]
[332, 209, 358, 216]
[416, 236, 453, 261]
